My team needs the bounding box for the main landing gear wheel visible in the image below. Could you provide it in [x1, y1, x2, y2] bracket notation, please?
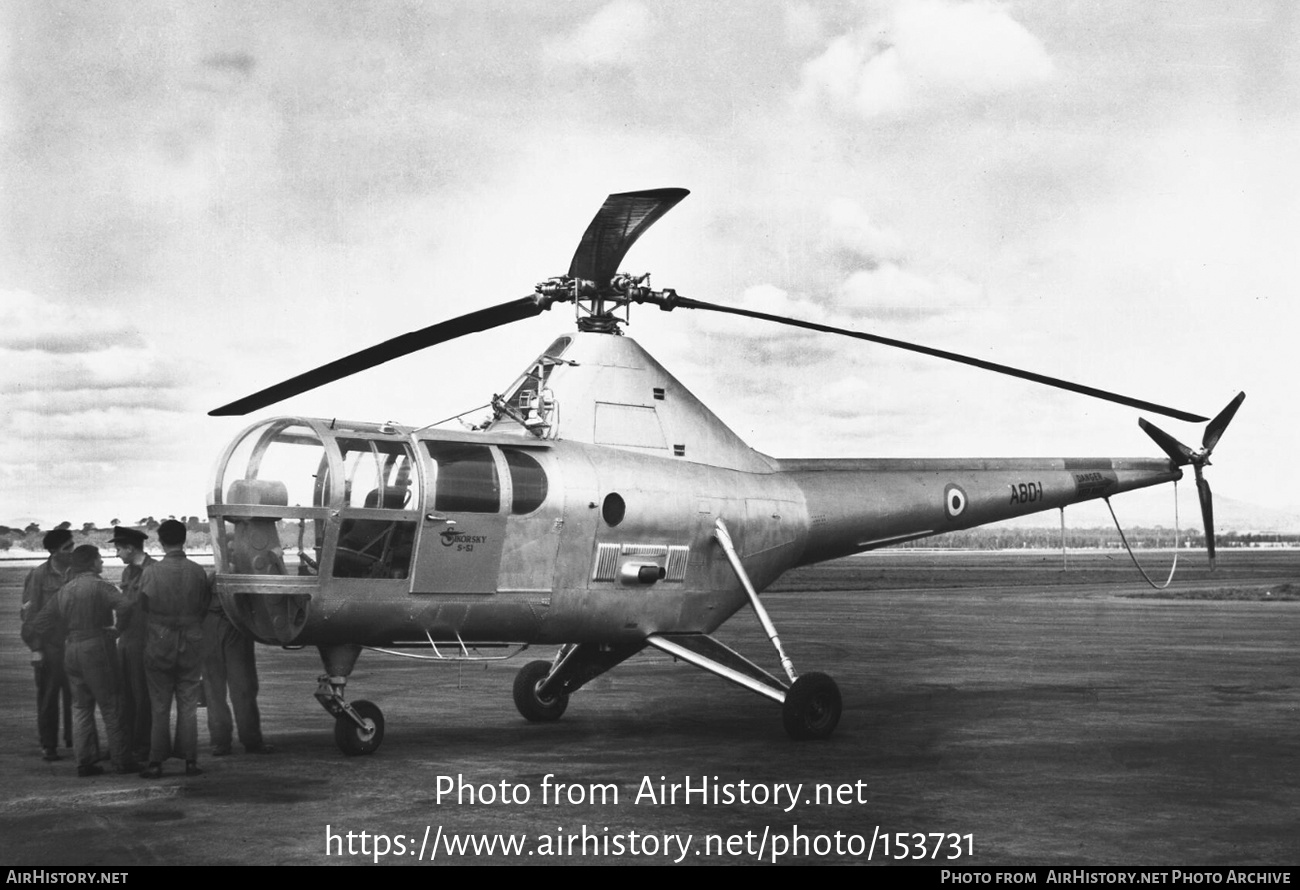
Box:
[513, 660, 569, 722]
[782, 672, 842, 741]
[334, 699, 384, 756]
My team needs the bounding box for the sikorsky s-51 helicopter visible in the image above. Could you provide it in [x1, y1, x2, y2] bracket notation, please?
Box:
[207, 188, 1243, 755]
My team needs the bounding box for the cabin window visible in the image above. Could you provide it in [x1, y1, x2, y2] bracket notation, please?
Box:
[221, 422, 328, 510]
[216, 421, 328, 575]
[425, 442, 500, 513]
[336, 438, 421, 512]
[502, 448, 548, 514]
[602, 492, 626, 527]
[332, 438, 419, 580]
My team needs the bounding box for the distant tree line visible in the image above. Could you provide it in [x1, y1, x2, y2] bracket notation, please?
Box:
[0, 516, 210, 552]
[915, 527, 1300, 549]
[1, 516, 207, 536]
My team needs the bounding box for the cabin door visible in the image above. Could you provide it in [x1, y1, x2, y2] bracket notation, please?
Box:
[410, 442, 507, 594]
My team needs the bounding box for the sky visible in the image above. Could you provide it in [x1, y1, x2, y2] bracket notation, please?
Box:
[1, 0, 1296, 530]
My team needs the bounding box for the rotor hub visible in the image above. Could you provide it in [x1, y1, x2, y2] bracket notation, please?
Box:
[534, 273, 680, 335]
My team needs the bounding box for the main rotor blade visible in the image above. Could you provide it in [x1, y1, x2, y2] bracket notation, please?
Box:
[568, 188, 689, 285]
[209, 296, 546, 416]
[672, 296, 1209, 423]
[1202, 391, 1245, 454]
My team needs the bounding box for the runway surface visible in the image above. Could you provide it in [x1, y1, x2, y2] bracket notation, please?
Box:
[1, 550, 1297, 865]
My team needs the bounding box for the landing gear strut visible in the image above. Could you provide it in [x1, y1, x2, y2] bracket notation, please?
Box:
[645, 518, 844, 740]
[334, 698, 385, 756]
[316, 673, 386, 756]
[511, 642, 646, 722]
[315, 644, 386, 756]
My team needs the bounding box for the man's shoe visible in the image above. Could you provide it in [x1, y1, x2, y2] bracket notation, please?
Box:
[139, 763, 163, 779]
[211, 745, 232, 757]
[41, 747, 61, 762]
[184, 761, 203, 777]
[244, 743, 277, 755]
[77, 764, 104, 778]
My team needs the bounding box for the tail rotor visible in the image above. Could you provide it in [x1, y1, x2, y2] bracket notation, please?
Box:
[1139, 392, 1245, 570]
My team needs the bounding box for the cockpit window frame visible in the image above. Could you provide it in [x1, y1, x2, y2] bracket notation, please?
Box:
[209, 418, 340, 576]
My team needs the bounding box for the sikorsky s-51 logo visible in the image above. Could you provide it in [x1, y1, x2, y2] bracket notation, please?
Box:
[441, 531, 488, 551]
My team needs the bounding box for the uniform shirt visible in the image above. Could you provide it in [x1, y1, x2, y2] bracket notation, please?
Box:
[21, 560, 68, 650]
[31, 572, 130, 640]
[141, 551, 210, 624]
[117, 554, 155, 644]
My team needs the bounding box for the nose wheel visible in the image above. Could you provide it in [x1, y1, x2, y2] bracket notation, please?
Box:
[334, 699, 385, 756]
[315, 671, 386, 756]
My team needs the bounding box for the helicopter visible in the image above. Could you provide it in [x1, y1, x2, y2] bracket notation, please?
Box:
[206, 188, 1244, 755]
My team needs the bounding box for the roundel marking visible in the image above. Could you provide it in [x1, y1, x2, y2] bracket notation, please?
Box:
[944, 483, 967, 520]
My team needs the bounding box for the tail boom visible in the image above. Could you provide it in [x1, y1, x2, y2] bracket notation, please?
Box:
[780, 457, 1180, 566]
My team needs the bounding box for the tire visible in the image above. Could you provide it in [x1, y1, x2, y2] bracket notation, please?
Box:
[782, 672, 841, 740]
[334, 699, 384, 756]
[513, 660, 569, 722]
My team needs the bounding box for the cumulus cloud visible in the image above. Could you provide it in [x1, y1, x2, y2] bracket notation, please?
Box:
[1, 343, 169, 392]
[0, 290, 183, 416]
[783, 3, 826, 49]
[4, 387, 186, 414]
[0, 289, 148, 354]
[821, 197, 905, 270]
[730, 283, 833, 324]
[542, 0, 657, 68]
[797, 0, 1054, 118]
[7, 407, 185, 442]
[837, 264, 983, 316]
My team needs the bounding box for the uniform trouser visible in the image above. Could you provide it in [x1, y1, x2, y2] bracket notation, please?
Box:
[144, 622, 203, 764]
[202, 612, 263, 750]
[119, 638, 151, 761]
[34, 645, 73, 750]
[64, 635, 129, 770]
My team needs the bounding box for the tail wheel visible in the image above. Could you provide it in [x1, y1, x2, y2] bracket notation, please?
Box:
[513, 660, 569, 722]
[335, 699, 384, 756]
[782, 672, 841, 740]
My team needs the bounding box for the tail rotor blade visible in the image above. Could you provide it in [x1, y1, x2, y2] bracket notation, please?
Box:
[1194, 466, 1216, 570]
[672, 296, 1208, 423]
[1202, 391, 1245, 454]
[1138, 418, 1196, 466]
[209, 296, 547, 416]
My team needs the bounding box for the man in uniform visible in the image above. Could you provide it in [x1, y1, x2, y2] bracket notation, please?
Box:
[204, 590, 276, 757]
[139, 520, 209, 779]
[21, 529, 75, 761]
[30, 545, 136, 776]
[110, 527, 154, 765]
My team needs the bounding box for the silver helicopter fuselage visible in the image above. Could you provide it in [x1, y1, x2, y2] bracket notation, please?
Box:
[208, 331, 1179, 650]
